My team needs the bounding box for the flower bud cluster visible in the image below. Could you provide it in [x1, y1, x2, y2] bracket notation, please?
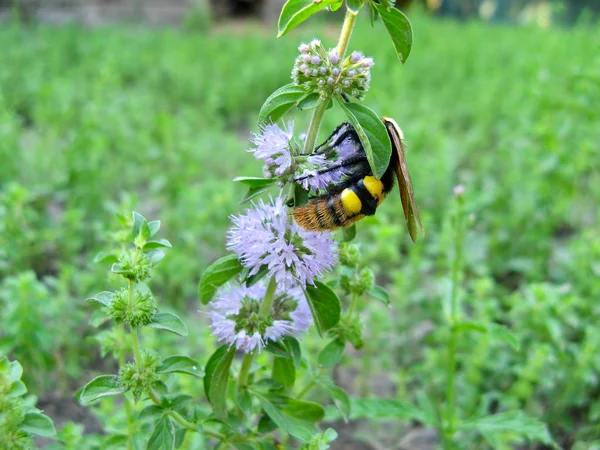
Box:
[115, 249, 152, 282]
[292, 39, 373, 100]
[333, 315, 364, 350]
[340, 267, 375, 296]
[119, 352, 161, 398]
[109, 287, 157, 328]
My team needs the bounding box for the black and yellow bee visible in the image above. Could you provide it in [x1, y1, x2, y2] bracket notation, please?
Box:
[292, 117, 424, 242]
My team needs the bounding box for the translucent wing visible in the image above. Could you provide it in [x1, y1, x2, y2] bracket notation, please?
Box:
[382, 117, 424, 243]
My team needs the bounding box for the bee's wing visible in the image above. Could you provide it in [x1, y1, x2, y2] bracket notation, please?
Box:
[383, 117, 424, 243]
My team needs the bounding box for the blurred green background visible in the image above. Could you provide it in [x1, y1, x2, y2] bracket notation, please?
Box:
[0, 0, 599, 448]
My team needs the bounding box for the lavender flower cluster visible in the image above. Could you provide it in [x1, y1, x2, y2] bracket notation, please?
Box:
[291, 39, 373, 100]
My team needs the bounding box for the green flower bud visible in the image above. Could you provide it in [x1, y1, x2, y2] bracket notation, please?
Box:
[119, 352, 161, 398]
[340, 243, 361, 267]
[109, 287, 157, 328]
[331, 316, 363, 350]
[357, 268, 375, 295]
[114, 249, 151, 282]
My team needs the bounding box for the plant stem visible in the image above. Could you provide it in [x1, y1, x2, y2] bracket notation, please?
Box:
[297, 379, 316, 399]
[444, 198, 465, 449]
[347, 291, 359, 318]
[237, 276, 278, 392]
[301, 7, 358, 155]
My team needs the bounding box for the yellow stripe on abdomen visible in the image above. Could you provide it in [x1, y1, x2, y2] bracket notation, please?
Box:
[363, 176, 385, 203]
[340, 188, 362, 215]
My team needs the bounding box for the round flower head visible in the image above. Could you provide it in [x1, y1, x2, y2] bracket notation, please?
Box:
[208, 282, 312, 353]
[249, 121, 295, 179]
[227, 197, 338, 289]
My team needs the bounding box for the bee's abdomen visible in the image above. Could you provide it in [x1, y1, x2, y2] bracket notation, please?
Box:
[293, 196, 349, 231]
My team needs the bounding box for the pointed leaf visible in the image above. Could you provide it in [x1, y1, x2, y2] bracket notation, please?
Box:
[86, 291, 113, 308]
[147, 416, 175, 450]
[19, 413, 56, 437]
[157, 356, 203, 378]
[278, 0, 341, 37]
[273, 357, 296, 389]
[233, 177, 278, 189]
[318, 339, 345, 368]
[79, 375, 127, 404]
[148, 313, 188, 336]
[258, 84, 309, 124]
[143, 239, 172, 250]
[304, 281, 341, 335]
[198, 254, 243, 305]
[208, 347, 236, 419]
[373, 4, 413, 64]
[339, 102, 392, 179]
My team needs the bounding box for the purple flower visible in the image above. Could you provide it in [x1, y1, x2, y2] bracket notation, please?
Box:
[227, 197, 338, 289]
[249, 121, 294, 178]
[350, 51, 363, 63]
[329, 51, 340, 65]
[208, 282, 312, 353]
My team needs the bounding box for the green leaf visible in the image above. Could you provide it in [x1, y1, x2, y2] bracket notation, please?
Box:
[488, 323, 520, 350]
[341, 224, 356, 242]
[346, 0, 363, 14]
[140, 404, 164, 420]
[283, 336, 302, 368]
[258, 84, 309, 124]
[233, 177, 277, 189]
[148, 313, 188, 336]
[330, 397, 431, 424]
[175, 428, 187, 449]
[198, 254, 243, 305]
[278, 0, 340, 37]
[103, 435, 129, 450]
[242, 184, 276, 203]
[79, 375, 127, 404]
[325, 384, 350, 421]
[205, 346, 236, 418]
[461, 411, 557, 447]
[9, 360, 23, 383]
[143, 239, 172, 250]
[132, 211, 146, 238]
[237, 389, 254, 418]
[86, 291, 113, 308]
[93, 251, 119, 264]
[19, 412, 56, 437]
[297, 93, 321, 110]
[243, 265, 269, 287]
[453, 321, 488, 333]
[339, 102, 392, 179]
[157, 355, 203, 378]
[318, 339, 345, 368]
[367, 285, 391, 307]
[373, 3, 413, 64]
[253, 392, 323, 442]
[147, 416, 175, 450]
[140, 219, 152, 241]
[148, 220, 161, 237]
[304, 281, 341, 335]
[273, 357, 296, 389]
[9, 380, 27, 398]
[146, 249, 166, 265]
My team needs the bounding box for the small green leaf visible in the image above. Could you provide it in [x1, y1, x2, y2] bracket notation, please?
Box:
[258, 84, 309, 124]
[146, 249, 166, 265]
[339, 102, 392, 179]
[140, 404, 164, 420]
[103, 435, 129, 450]
[488, 323, 520, 351]
[330, 0, 344, 11]
[237, 389, 254, 418]
[79, 375, 127, 404]
[297, 93, 321, 110]
[9, 360, 23, 382]
[373, 3, 413, 64]
[132, 211, 146, 238]
[241, 184, 276, 203]
[157, 356, 203, 378]
[329, 397, 431, 424]
[208, 347, 236, 419]
[198, 254, 243, 305]
[304, 281, 341, 335]
[325, 384, 350, 421]
[273, 357, 296, 389]
[461, 411, 557, 447]
[140, 220, 152, 241]
[283, 336, 302, 368]
[19, 413, 56, 437]
[204, 347, 223, 400]
[143, 239, 172, 250]
[318, 339, 345, 368]
[9, 380, 27, 398]
[243, 265, 269, 287]
[148, 313, 188, 336]
[233, 177, 278, 189]
[86, 291, 113, 308]
[93, 251, 119, 264]
[367, 285, 391, 307]
[453, 321, 488, 334]
[346, 0, 363, 14]
[278, 0, 341, 37]
[341, 224, 356, 242]
[147, 416, 175, 450]
[175, 428, 187, 449]
[148, 220, 161, 237]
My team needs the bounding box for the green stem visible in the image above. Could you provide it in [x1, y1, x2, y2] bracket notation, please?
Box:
[237, 276, 278, 392]
[297, 379, 316, 400]
[347, 291, 359, 318]
[444, 199, 465, 449]
[301, 7, 358, 155]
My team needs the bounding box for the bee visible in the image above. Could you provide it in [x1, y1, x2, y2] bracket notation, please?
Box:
[292, 117, 424, 242]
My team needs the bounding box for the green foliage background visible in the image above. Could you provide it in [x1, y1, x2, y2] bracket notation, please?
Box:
[0, 9, 599, 448]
